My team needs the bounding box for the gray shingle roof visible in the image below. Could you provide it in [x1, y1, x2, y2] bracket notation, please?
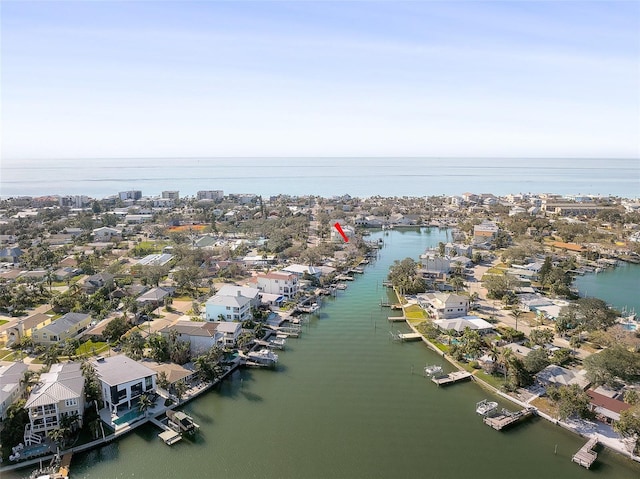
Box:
[92, 355, 156, 387]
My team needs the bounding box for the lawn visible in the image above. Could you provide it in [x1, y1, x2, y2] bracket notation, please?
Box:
[404, 304, 427, 320]
[0, 319, 9, 326]
[474, 370, 507, 389]
[76, 340, 109, 356]
[0, 349, 15, 360]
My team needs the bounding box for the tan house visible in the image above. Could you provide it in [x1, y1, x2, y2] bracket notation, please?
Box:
[31, 313, 92, 345]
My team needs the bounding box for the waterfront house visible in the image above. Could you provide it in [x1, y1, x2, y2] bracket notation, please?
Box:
[205, 291, 252, 322]
[0, 361, 28, 420]
[31, 312, 92, 345]
[160, 321, 220, 356]
[214, 284, 261, 308]
[535, 365, 590, 390]
[281, 264, 322, 279]
[433, 316, 493, 334]
[586, 389, 632, 425]
[24, 363, 84, 444]
[92, 355, 157, 414]
[255, 272, 299, 300]
[418, 293, 469, 319]
[146, 361, 195, 393]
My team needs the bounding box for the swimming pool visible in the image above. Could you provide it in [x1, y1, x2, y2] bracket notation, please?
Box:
[622, 322, 638, 331]
[113, 409, 143, 426]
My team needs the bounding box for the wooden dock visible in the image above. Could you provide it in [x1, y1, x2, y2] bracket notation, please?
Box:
[572, 437, 598, 468]
[431, 371, 473, 386]
[387, 315, 406, 322]
[483, 408, 535, 430]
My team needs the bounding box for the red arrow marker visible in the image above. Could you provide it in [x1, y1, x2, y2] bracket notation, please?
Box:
[334, 222, 349, 242]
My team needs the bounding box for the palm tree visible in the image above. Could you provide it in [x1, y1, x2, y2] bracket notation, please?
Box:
[47, 427, 66, 448]
[449, 276, 465, 293]
[173, 380, 188, 402]
[20, 370, 38, 398]
[510, 308, 523, 332]
[498, 347, 514, 380]
[137, 393, 154, 417]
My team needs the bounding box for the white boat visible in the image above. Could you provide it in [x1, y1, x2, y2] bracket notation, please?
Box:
[476, 399, 498, 416]
[424, 365, 443, 376]
[247, 348, 279, 366]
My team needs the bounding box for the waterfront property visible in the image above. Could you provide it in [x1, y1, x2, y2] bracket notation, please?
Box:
[418, 292, 469, 319]
[24, 363, 84, 444]
[92, 355, 157, 415]
[254, 272, 299, 299]
[205, 291, 252, 321]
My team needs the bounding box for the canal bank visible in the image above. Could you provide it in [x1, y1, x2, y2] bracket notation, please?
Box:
[7, 228, 638, 479]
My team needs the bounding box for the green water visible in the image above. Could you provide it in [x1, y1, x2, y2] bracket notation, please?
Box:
[31, 229, 640, 478]
[573, 261, 640, 315]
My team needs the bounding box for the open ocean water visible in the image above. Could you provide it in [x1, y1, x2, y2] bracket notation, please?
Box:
[1, 157, 638, 198]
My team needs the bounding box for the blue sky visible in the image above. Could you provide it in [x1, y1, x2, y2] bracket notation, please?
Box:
[2, 1, 639, 159]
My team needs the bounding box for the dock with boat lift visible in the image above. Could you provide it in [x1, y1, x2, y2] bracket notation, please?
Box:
[431, 371, 473, 386]
[150, 417, 183, 445]
[397, 332, 421, 341]
[387, 315, 406, 322]
[572, 437, 598, 468]
[483, 407, 535, 430]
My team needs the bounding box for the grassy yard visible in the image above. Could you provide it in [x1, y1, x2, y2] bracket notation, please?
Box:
[474, 370, 507, 389]
[404, 304, 427, 320]
[0, 349, 16, 360]
[76, 340, 109, 357]
[0, 319, 9, 326]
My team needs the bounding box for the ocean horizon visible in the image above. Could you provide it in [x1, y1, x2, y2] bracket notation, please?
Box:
[1, 157, 638, 199]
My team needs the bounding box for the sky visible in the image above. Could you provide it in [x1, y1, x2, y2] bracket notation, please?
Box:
[1, 0, 639, 160]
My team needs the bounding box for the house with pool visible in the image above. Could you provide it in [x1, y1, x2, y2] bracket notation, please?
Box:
[92, 355, 157, 418]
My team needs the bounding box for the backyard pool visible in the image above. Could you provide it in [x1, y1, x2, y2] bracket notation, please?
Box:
[113, 409, 143, 426]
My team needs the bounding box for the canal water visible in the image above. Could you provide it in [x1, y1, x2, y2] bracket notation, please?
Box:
[43, 230, 640, 478]
[573, 261, 640, 317]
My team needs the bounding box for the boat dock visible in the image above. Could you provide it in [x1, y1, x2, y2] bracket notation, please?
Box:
[483, 408, 535, 430]
[150, 417, 183, 445]
[397, 332, 421, 341]
[387, 315, 406, 322]
[335, 274, 354, 281]
[431, 371, 472, 386]
[572, 437, 598, 468]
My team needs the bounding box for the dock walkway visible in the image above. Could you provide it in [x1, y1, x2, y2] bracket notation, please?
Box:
[431, 371, 472, 386]
[572, 437, 598, 468]
[483, 408, 535, 430]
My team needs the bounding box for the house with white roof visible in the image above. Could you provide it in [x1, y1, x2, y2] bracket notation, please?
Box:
[255, 272, 299, 299]
[24, 363, 84, 443]
[535, 365, 590, 390]
[215, 284, 261, 308]
[281, 264, 321, 279]
[0, 361, 28, 420]
[433, 316, 493, 334]
[205, 291, 252, 322]
[92, 355, 157, 414]
[92, 226, 122, 242]
[418, 293, 469, 319]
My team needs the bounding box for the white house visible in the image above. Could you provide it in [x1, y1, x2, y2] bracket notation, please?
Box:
[433, 316, 493, 334]
[255, 272, 299, 299]
[159, 321, 220, 356]
[92, 355, 157, 414]
[330, 223, 355, 243]
[215, 284, 261, 309]
[214, 321, 242, 347]
[0, 361, 28, 420]
[92, 227, 122, 242]
[418, 293, 469, 319]
[281, 264, 321, 279]
[205, 291, 252, 321]
[24, 363, 84, 443]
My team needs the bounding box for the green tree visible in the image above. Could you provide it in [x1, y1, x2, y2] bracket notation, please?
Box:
[103, 316, 130, 342]
[483, 274, 518, 300]
[138, 393, 154, 417]
[510, 308, 523, 332]
[149, 334, 170, 362]
[546, 384, 592, 420]
[614, 406, 640, 454]
[523, 348, 550, 374]
[583, 345, 640, 386]
[529, 328, 554, 346]
[173, 379, 188, 402]
[125, 331, 145, 360]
